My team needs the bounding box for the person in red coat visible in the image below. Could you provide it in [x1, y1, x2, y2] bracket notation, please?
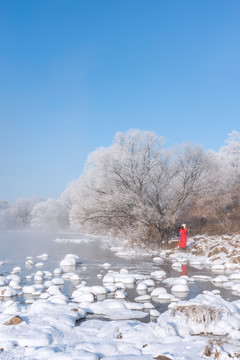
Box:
[178, 224, 188, 249]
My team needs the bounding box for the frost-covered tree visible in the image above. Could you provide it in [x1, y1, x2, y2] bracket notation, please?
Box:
[220, 130, 240, 182]
[0, 197, 39, 229]
[69, 130, 213, 245]
[30, 196, 69, 230]
[184, 132, 240, 235]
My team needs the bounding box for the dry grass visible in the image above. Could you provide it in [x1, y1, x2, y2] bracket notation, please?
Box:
[188, 234, 240, 264]
[171, 304, 220, 324]
[208, 247, 227, 257]
[232, 256, 240, 263]
[203, 337, 227, 358]
[202, 337, 240, 359]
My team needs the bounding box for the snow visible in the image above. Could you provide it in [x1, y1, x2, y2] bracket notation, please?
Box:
[136, 282, 148, 291]
[229, 272, 240, 280]
[60, 254, 82, 268]
[150, 270, 166, 280]
[1, 234, 240, 359]
[0, 277, 9, 286]
[150, 287, 168, 297]
[212, 275, 229, 283]
[103, 272, 136, 285]
[171, 284, 189, 293]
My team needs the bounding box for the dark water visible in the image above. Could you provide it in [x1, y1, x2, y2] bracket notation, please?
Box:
[0, 230, 239, 321]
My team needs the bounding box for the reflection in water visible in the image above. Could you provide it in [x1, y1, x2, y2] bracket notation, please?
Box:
[181, 264, 188, 276]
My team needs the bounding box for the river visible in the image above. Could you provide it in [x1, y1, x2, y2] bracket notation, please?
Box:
[0, 230, 239, 321]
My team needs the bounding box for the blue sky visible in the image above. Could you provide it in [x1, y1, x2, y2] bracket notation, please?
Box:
[1, 0, 240, 201]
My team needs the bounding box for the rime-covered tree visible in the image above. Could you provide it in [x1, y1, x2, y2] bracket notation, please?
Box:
[69, 130, 213, 245]
[30, 196, 69, 230]
[220, 130, 240, 182]
[0, 197, 39, 229]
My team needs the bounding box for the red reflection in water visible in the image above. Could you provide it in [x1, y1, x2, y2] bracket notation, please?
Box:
[181, 264, 188, 276]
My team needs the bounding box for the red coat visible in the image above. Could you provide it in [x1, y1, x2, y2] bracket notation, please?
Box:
[178, 227, 187, 248]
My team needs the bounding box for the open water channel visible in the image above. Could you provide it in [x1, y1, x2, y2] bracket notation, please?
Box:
[0, 230, 239, 322]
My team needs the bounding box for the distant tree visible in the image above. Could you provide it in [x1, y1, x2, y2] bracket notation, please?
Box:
[183, 138, 240, 235]
[30, 196, 69, 230]
[69, 130, 214, 246]
[220, 130, 240, 183]
[0, 197, 39, 229]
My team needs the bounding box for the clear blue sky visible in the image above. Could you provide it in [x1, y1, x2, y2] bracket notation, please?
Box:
[1, 0, 240, 201]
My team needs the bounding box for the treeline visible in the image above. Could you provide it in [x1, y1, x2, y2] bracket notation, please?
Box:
[0, 196, 69, 230]
[1, 130, 240, 246]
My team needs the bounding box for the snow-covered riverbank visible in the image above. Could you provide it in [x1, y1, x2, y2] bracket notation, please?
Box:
[0, 233, 240, 359]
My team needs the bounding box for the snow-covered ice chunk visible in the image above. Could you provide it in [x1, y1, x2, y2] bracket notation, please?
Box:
[212, 275, 229, 283]
[43, 271, 52, 278]
[150, 270, 166, 280]
[70, 273, 81, 282]
[60, 254, 81, 268]
[72, 293, 95, 303]
[120, 268, 128, 275]
[151, 287, 168, 297]
[52, 277, 64, 286]
[6, 274, 21, 282]
[34, 274, 43, 283]
[22, 285, 36, 294]
[48, 294, 68, 305]
[135, 294, 151, 302]
[143, 279, 155, 287]
[115, 282, 126, 290]
[39, 292, 51, 299]
[103, 274, 115, 283]
[143, 302, 155, 309]
[0, 286, 17, 297]
[103, 272, 136, 285]
[9, 280, 21, 290]
[150, 309, 160, 317]
[229, 272, 240, 281]
[25, 259, 33, 266]
[91, 286, 107, 295]
[105, 283, 117, 293]
[100, 262, 111, 268]
[53, 267, 62, 275]
[136, 282, 148, 291]
[35, 262, 44, 268]
[171, 284, 189, 293]
[115, 290, 127, 299]
[37, 253, 48, 259]
[44, 280, 53, 288]
[0, 276, 9, 286]
[232, 284, 240, 293]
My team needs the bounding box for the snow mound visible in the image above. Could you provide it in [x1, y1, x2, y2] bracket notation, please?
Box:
[158, 293, 240, 336]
